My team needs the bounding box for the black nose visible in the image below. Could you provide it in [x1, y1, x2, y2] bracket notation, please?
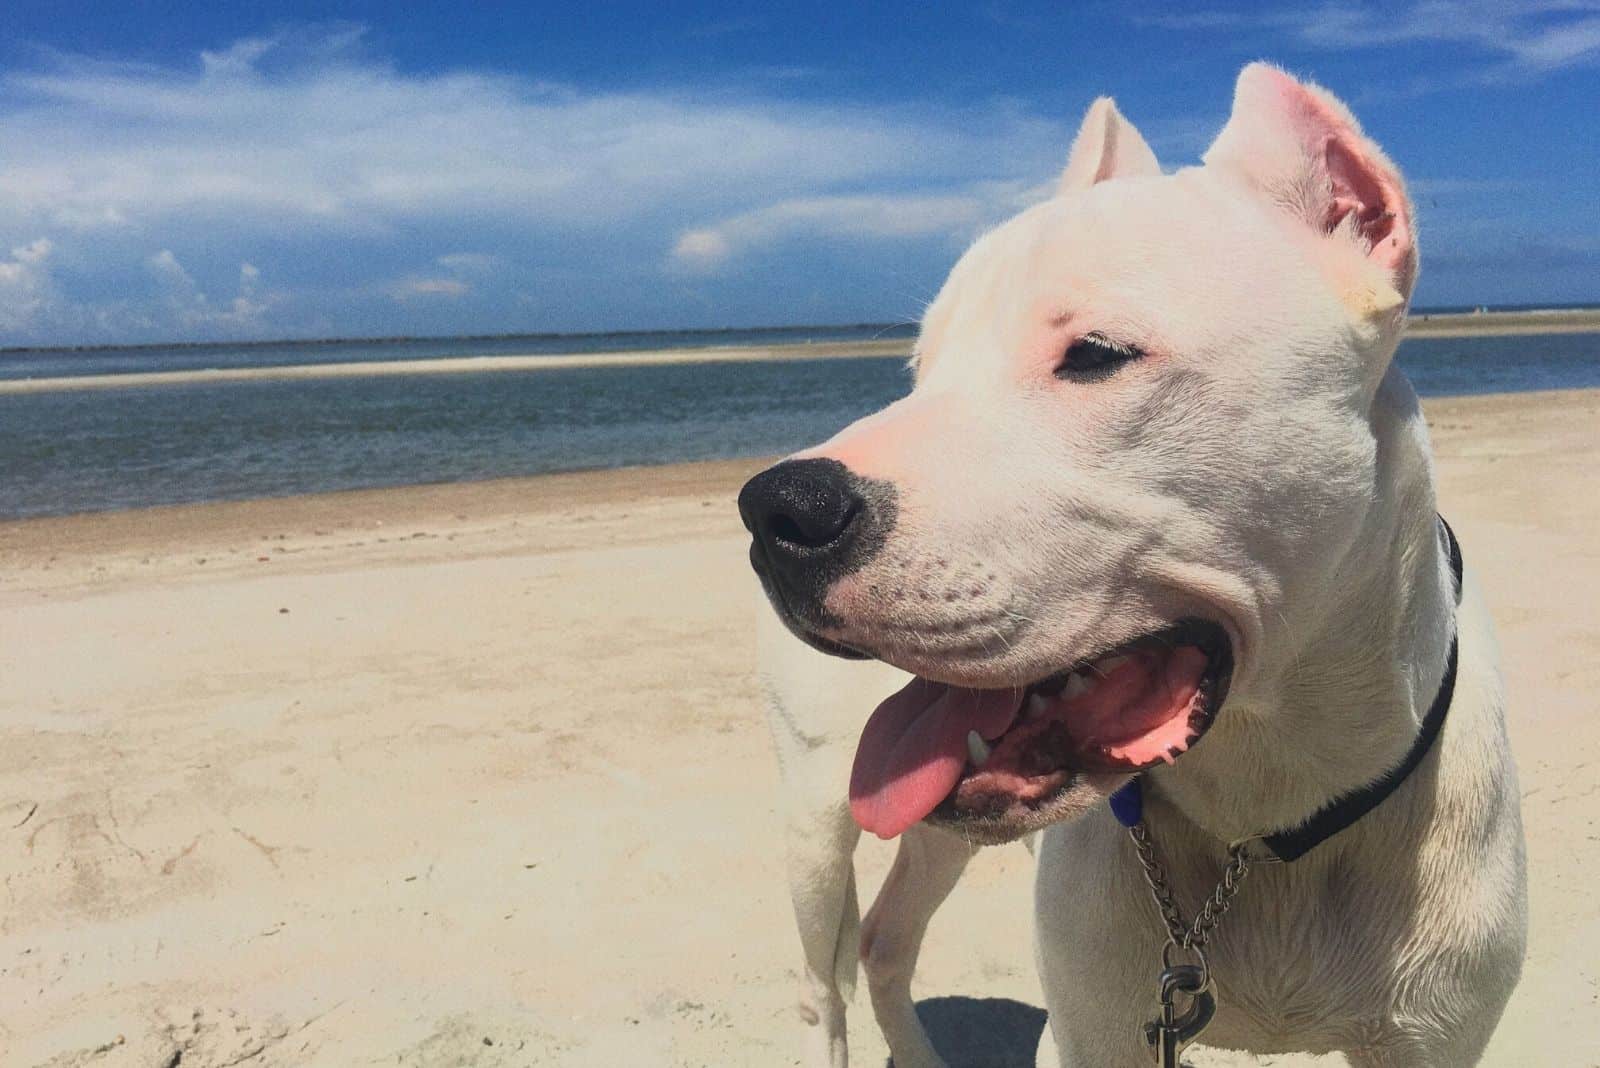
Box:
[739, 458, 865, 585]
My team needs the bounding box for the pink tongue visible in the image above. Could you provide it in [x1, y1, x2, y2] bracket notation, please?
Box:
[849, 678, 1020, 839]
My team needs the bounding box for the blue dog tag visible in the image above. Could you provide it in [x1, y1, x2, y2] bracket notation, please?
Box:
[1109, 778, 1143, 828]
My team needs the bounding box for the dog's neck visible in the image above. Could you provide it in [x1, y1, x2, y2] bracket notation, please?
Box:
[1150, 366, 1458, 846]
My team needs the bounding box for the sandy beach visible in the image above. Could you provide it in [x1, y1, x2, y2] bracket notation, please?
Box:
[1, 387, 1597, 1066]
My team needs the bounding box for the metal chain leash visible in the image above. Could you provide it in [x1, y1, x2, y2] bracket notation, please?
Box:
[1127, 820, 1253, 955]
[1128, 819, 1257, 1065]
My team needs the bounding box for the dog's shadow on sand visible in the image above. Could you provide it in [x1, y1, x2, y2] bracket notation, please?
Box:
[888, 997, 1048, 1067]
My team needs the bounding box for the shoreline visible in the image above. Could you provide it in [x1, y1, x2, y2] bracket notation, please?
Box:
[4, 388, 1595, 567]
[0, 456, 769, 570]
[3, 307, 1598, 395]
[3, 386, 1598, 529]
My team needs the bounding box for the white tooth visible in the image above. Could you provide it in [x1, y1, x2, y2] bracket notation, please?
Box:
[1026, 693, 1051, 718]
[1061, 672, 1092, 700]
[1096, 655, 1131, 677]
[966, 730, 992, 766]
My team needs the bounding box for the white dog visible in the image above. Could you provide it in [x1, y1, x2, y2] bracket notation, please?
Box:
[741, 64, 1527, 1067]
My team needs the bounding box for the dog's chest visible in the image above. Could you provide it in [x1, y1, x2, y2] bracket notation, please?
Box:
[1187, 859, 1411, 1052]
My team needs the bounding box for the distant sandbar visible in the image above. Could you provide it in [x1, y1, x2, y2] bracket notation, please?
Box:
[2, 308, 1596, 396]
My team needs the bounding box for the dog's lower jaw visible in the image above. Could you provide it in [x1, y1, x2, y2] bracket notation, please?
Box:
[927, 770, 1127, 845]
[849, 622, 1231, 843]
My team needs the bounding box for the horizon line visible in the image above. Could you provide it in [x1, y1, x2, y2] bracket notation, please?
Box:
[4, 302, 1600, 357]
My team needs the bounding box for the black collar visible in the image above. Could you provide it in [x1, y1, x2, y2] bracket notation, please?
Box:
[1111, 515, 1464, 863]
[1251, 516, 1462, 862]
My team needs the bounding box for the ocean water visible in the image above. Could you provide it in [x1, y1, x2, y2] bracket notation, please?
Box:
[2, 329, 1598, 519]
[0, 323, 918, 381]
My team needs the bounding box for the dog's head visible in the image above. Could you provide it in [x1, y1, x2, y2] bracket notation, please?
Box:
[740, 64, 1418, 843]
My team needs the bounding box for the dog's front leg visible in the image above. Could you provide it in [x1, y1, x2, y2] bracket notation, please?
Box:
[779, 792, 863, 1068]
[1035, 953, 1155, 1068]
[1034, 818, 1166, 1068]
[860, 823, 976, 1068]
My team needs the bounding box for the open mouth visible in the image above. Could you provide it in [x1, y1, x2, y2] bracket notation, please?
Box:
[848, 620, 1232, 842]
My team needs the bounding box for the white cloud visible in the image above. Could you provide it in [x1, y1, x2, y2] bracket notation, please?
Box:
[671, 229, 735, 269]
[392, 278, 471, 300]
[200, 35, 281, 79]
[1136, 2, 1600, 82]
[138, 249, 275, 331]
[10, 237, 53, 266]
[436, 252, 500, 275]
[0, 27, 1087, 342]
[0, 32, 1062, 239]
[147, 247, 200, 289]
[0, 245, 271, 340]
[671, 182, 1051, 271]
[0, 238, 56, 334]
[228, 261, 269, 324]
[1513, 15, 1600, 68]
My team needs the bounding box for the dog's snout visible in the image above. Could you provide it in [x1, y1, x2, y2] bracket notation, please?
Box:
[739, 458, 898, 624]
[739, 458, 863, 563]
[740, 457, 896, 653]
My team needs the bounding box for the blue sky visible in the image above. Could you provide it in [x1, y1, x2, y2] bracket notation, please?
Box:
[1, 2, 1597, 346]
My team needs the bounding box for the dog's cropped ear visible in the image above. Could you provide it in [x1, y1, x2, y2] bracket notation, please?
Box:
[1059, 97, 1162, 193]
[1204, 63, 1417, 309]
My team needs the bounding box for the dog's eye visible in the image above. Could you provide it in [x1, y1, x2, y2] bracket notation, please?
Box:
[1055, 332, 1142, 380]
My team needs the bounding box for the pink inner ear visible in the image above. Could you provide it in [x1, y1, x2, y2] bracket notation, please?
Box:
[1222, 63, 1414, 282]
[1324, 135, 1404, 266]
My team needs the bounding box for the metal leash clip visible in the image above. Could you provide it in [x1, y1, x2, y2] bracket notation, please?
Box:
[1143, 958, 1215, 1067]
